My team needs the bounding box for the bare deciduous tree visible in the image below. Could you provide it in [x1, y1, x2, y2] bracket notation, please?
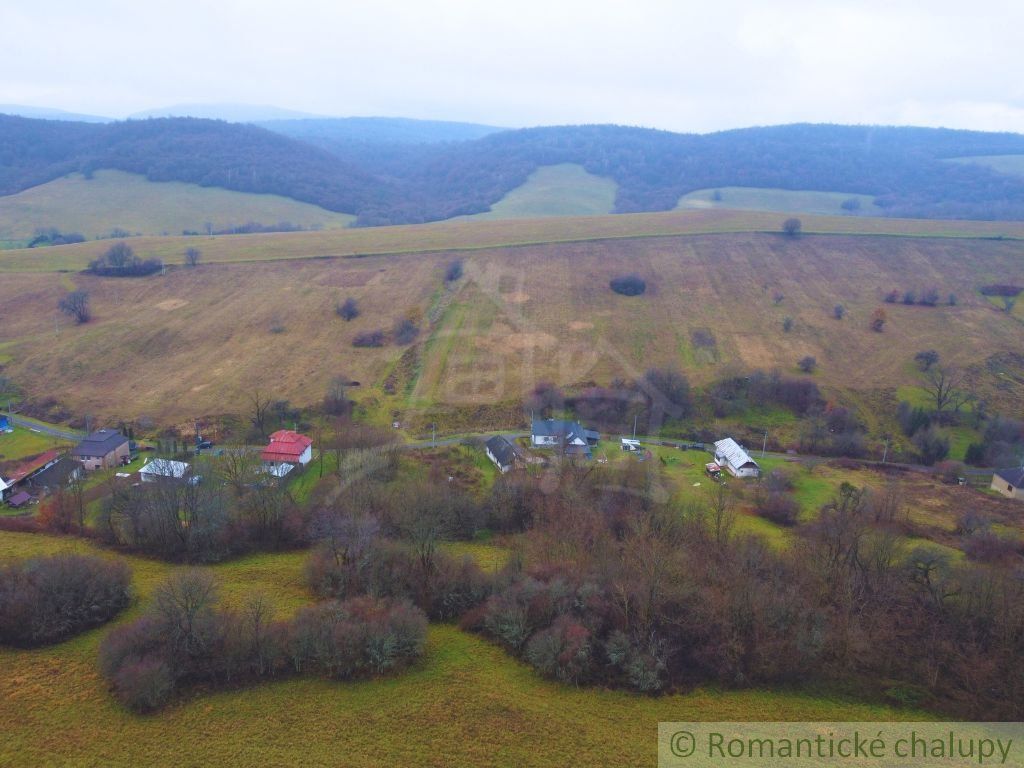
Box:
[249, 391, 271, 437]
[184, 247, 201, 267]
[923, 365, 974, 414]
[58, 290, 91, 324]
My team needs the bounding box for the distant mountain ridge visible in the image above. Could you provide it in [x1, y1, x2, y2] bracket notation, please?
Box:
[128, 103, 321, 122]
[4, 114, 1024, 225]
[0, 104, 112, 123]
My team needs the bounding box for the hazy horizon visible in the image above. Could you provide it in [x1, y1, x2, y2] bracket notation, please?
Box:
[4, 0, 1024, 134]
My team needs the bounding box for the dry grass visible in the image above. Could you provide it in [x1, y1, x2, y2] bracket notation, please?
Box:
[4, 207, 1024, 273]
[1, 231, 1022, 425]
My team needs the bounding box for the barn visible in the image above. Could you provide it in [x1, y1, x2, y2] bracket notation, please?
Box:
[713, 438, 760, 478]
[485, 435, 520, 473]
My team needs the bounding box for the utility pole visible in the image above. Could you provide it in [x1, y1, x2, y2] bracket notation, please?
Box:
[762, 430, 768, 457]
[432, 423, 436, 448]
[632, 414, 638, 440]
[882, 438, 890, 464]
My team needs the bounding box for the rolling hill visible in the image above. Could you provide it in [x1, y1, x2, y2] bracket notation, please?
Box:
[458, 164, 616, 220]
[0, 170, 354, 242]
[0, 212, 1021, 425]
[0, 114, 390, 214]
[6, 116, 1024, 226]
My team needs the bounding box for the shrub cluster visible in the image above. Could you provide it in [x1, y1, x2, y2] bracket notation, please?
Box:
[0, 554, 131, 647]
[883, 287, 945, 306]
[709, 369, 822, 418]
[609, 274, 646, 296]
[100, 571, 426, 712]
[87, 243, 161, 277]
[353, 329, 386, 347]
[306, 539, 497, 621]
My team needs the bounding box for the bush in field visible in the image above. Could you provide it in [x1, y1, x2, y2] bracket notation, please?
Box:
[88, 242, 162, 277]
[609, 274, 646, 296]
[444, 260, 464, 283]
[0, 554, 131, 647]
[305, 532, 496, 621]
[100, 570, 426, 712]
[352, 329, 386, 348]
[392, 317, 420, 345]
[754, 492, 800, 526]
[524, 615, 593, 685]
[336, 297, 359, 321]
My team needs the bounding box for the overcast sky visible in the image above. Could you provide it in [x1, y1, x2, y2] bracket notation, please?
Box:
[3, 0, 1024, 133]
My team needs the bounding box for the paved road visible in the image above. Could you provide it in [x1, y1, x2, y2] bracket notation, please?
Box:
[399, 431, 527, 450]
[5, 413, 83, 443]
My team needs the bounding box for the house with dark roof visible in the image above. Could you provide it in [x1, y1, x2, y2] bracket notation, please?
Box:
[991, 467, 1024, 501]
[27, 456, 82, 493]
[261, 430, 313, 468]
[531, 419, 599, 447]
[72, 429, 130, 470]
[485, 435, 521, 473]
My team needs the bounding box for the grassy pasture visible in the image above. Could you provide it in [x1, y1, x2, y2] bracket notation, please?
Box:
[0, 529, 923, 767]
[1, 232, 1023, 425]
[459, 163, 617, 220]
[0, 425, 71, 463]
[677, 186, 882, 216]
[0, 170, 354, 242]
[6, 208, 1024, 274]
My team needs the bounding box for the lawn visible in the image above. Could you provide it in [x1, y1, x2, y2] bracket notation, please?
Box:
[0, 425, 71, 462]
[0, 529, 925, 767]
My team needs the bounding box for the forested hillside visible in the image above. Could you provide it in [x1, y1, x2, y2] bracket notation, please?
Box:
[0, 115, 390, 214]
[5, 114, 1024, 225]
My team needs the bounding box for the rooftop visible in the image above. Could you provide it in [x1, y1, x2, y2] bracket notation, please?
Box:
[261, 430, 313, 462]
[71, 429, 128, 457]
[994, 467, 1024, 487]
[714, 437, 758, 468]
[485, 435, 519, 467]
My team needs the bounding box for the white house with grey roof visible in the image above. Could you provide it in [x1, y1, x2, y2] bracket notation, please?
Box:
[139, 458, 193, 483]
[485, 435, 520, 473]
[713, 438, 760, 478]
[531, 419, 600, 458]
[991, 467, 1024, 501]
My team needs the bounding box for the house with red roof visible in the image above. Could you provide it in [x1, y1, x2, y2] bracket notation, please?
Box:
[1, 449, 62, 502]
[260, 430, 313, 468]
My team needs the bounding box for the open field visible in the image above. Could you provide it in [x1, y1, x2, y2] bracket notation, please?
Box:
[0, 529, 924, 767]
[6, 208, 1024, 274]
[945, 154, 1024, 178]
[1, 230, 1023, 425]
[0, 170, 354, 243]
[0, 425, 71, 462]
[677, 186, 882, 216]
[460, 163, 617, 220]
